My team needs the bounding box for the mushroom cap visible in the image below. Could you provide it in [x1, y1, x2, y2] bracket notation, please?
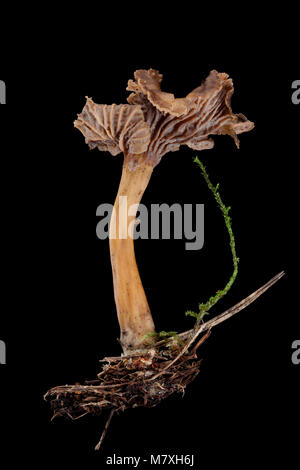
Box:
[127, 69, 254, 165]
[75, 69, 254, 166]
[74, 98, 151, 156]
[127, 69, 188, 117]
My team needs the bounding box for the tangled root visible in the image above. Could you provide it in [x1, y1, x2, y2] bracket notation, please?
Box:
[44, 343, 204, 421]
[44, 273, 284, 449]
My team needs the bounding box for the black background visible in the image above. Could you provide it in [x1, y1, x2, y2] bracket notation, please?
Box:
[0, 8, 299, 468]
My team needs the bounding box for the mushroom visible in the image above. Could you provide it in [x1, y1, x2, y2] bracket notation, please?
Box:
[74, 69, 254, 355]
[45, 70, 284, 450]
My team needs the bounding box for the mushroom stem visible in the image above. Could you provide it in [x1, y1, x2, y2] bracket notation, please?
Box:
[109, 153, 155, 353]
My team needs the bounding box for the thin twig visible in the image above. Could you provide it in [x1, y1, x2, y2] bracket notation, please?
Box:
[148, 271, 284, 381]
[179, 271, 285, 342]
[95, 409, 115, 451]
[190, 330, 211, 355]
[196, 271, 284, 333]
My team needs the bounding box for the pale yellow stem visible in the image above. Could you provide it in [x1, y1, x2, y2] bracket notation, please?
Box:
[109, 153, 155, 353]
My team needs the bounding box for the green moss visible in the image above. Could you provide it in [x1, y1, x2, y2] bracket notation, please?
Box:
[185, 157, 239, 322]
[143, 330, 178, 340]
[144, 156, 239, 341]
[142, 330, 185, 349]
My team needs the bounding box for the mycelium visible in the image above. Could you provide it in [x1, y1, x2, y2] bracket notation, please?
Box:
[44, 69, 284, 450]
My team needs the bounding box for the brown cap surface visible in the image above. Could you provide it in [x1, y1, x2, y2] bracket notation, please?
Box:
[75, 69, 254, 166]
[74, 98, 151, 156]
